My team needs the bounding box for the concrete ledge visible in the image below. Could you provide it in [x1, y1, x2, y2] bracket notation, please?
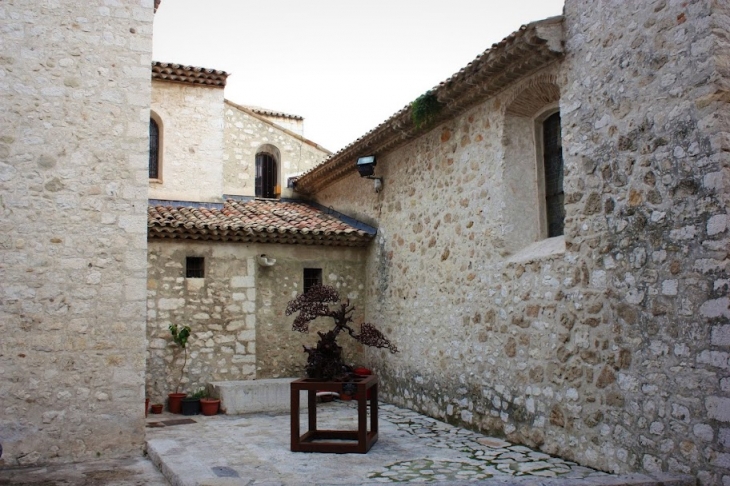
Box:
[208, 378, 306, 414]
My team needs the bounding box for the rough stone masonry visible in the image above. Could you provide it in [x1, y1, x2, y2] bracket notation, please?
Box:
[0, 0, 153, 466]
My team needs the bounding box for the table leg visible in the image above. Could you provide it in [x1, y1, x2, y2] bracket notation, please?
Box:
[308, 389, 317, 432]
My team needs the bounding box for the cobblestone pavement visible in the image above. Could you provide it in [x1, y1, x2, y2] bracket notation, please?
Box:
[145, 400, 693, 486]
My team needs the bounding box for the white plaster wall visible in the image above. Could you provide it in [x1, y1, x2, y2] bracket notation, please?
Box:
[150, 80, 225, 202]
[0, 0, 152, 466]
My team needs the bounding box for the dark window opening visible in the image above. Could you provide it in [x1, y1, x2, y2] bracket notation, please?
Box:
[303, 268, 322, 294]
[255, 152, 277, 199]
[186, 257, 205, 278]
[543, 112, 564, 237]
[149, 118, 160, 179]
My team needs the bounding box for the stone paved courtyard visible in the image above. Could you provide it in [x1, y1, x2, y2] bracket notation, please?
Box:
[144, 400, 693, 485]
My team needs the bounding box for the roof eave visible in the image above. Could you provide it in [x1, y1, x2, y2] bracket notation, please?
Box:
[294, 16, 564, 196]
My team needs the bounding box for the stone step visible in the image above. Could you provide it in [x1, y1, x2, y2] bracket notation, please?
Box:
[208, 378, 307, 414]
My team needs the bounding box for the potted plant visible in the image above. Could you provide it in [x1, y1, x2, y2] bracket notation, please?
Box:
[286, 285, 398, 381]
[181, 389, 205, 416]
[168, 323, 191, 414]
[200, 389, 220, 416]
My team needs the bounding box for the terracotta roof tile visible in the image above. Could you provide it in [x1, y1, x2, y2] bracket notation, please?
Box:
[148, 199, 375, 247]
[245, 106, 304, 121]
[152, 61, 229, 87]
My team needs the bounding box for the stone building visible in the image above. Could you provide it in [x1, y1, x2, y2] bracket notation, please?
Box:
[145, 61, 368, 403]
[1, 0, 154, 466]
[292, 1, 730, 483]
[1, 0, 728, 484]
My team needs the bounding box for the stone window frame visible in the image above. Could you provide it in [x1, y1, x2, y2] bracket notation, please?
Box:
[149, 110, 164, 182]
[185, 256, 205, 278]
[255, 144, 281, 199]
[499, 72, 565, 259]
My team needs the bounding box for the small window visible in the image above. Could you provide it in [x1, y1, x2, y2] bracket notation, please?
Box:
[543, 112, 564, 237]
[186, 257, 205, 278]
[149, 118, 160, 179]
[255, 152, 277, 198]
[303, 268, 322, 294]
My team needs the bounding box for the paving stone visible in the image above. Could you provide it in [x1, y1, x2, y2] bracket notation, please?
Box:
[144, 401, 694, 485]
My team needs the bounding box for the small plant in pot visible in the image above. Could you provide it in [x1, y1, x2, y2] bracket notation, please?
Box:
[286, 285, 398, 381]
[199, 388, 221, 416]
[181, 389, 206, 416]
[168, 323, 191, 414]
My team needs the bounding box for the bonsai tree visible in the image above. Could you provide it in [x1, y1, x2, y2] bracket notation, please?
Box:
[286, 285, 398, 380]
[169, 323, 191, 394]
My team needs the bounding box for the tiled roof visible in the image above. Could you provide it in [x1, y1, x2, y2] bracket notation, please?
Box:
[152, 62, 229, 87]
[246, 106, 304, 121]
[294, 16, 564, 194]
[148, 199, 375, 247]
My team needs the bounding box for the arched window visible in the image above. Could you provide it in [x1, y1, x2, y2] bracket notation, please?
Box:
[255, 152, 277, 198]
[542, 112, 564, 237]
[149, 116, 161, 180]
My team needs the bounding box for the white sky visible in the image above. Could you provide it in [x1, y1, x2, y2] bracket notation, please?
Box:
[153, 0, 565, 153]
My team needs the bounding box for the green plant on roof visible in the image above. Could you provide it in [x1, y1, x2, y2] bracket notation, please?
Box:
[411, 92, 442, 129]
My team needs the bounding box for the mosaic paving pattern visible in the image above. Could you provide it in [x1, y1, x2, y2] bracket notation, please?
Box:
[368, 403, 610, 482]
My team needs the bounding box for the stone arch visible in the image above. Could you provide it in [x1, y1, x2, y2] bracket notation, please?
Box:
[500, 74, 562, 253]
[255, 144, 281, 198]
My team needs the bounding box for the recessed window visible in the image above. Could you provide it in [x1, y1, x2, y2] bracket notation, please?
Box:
[255, 152, 277, 198]
[186, 257, 205, 278]
[149, 117, 160, 179]
[303, 268, 322, 294]
[543, 112, 564, 237]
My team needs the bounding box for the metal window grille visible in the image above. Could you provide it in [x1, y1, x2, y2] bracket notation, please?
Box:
[186, 257, 205, 278]
[149, 118, 159, 179]
[543, 112, 565, 237]
[255, 153, 277, 199]
[303, 268, 322, 294]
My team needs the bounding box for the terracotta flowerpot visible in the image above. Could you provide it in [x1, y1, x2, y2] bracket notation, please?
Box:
[150, 403, 163, 414]
[145, 398, 150, 417]
[200, 398, 220, 416]
[353, 367, 372, 376]
[168, 393, 187, 414]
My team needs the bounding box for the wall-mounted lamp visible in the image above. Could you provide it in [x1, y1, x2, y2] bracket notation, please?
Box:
[357, 155, 383, 193]
[256, 254, 276, 267]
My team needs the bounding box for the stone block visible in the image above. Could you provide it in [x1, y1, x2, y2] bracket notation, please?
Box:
[706, 396, 730, 422]
[208, 378, 307, 414]
[712, 325, 730, 346]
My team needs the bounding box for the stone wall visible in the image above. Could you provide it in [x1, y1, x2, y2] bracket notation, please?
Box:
[0, 0, 152, 466]
[559, 1, 729, 483]
[146, 240, 366, 404]
[310, 1, 729, 482]
[149, 80, 225, 202]
[223, 101, 330, 198]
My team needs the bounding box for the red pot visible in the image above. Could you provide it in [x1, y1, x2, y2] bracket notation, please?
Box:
[150, 403, 163, 414]
[145, 398, 150, 417]
[200, 398, 220, 416]
[168, 393, 187, 414]
[353, 367, 372, 376]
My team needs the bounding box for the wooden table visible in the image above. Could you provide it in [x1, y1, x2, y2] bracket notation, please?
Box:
[290, 375, 378, 453]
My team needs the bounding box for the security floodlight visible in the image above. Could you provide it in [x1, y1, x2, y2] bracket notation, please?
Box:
[356, 155, 376, 177]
